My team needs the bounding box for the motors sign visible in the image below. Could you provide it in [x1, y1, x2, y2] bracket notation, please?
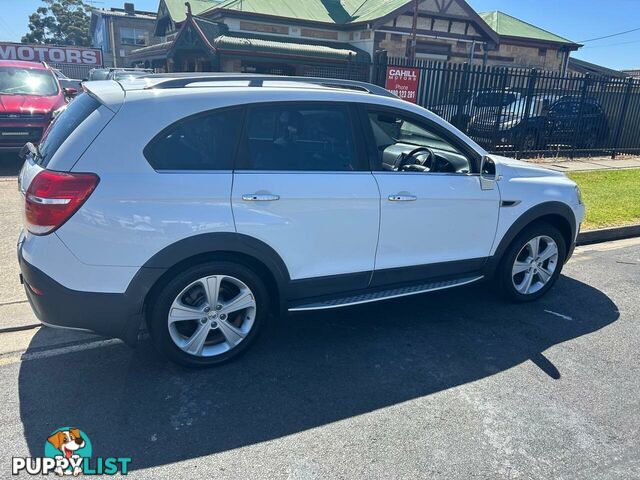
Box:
[0, 43, 102, 66]
[385, 67, 420, 104]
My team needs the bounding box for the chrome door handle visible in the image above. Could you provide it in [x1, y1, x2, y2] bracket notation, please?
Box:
[242, 193, 280, 202]
[388, 194, 417, 202]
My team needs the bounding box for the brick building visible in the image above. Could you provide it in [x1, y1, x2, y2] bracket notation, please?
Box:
[129, 0, 581, 74]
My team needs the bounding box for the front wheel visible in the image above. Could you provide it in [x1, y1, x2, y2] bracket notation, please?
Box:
[498, 223, 566, 302]
[147, 261, 269, 367]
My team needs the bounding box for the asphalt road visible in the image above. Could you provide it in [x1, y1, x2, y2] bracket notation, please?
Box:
[0, 153, 638, 478]
[0, 226, 638, 478]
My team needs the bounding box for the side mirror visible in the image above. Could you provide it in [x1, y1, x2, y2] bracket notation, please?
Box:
[63, 87, 78, 98]
[480, 156, 496, 190]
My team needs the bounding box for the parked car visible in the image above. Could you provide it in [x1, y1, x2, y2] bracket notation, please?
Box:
[469, 95, 609, 151]
[431, 89, 521, 130]
[106, 69, 154, 82]
[51, 68, 82, 95]
[0, 60, 73, 152]
[87, 68, 111, 81]
[88, 68, 153, 82]
[17, 75, 584, 367]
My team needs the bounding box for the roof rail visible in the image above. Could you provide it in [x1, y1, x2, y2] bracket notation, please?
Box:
[143, 74, 397, 98]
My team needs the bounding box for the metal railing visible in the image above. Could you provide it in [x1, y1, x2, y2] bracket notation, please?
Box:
[293, 56, 640, 159]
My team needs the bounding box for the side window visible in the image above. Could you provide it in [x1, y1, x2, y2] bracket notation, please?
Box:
[367, 109, 472, 174]
[550, 101, 578, 117]
[239, 104, 361, 171]
[583, 103, 602, 115]
[145, 108, 243, 170]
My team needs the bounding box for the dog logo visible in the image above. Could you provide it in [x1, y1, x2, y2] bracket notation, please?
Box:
[44, 427, 92, 476]
[12, 426, 130, 476]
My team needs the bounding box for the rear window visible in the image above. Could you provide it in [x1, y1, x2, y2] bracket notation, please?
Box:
[37, 93, 101, 166]
[144, 108, 243, 170]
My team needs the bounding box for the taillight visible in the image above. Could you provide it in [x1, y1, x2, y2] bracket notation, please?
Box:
[25, 170, 99, 235]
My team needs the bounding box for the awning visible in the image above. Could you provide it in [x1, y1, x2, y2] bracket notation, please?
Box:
[211, 33, 370, 62]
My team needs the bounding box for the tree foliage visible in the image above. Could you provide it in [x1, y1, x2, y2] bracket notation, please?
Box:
[22, 0, 91, 46]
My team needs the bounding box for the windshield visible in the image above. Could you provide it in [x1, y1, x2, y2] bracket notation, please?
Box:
[475, 92, 517, 107]
[0, 67, 59, 96]
[443, 90, 472, 104]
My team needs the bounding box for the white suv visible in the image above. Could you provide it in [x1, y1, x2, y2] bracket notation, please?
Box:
[17, 75, 584, 367]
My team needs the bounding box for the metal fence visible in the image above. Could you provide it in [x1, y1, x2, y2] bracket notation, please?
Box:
[300, 57, 640, 159]
[49, 63, 95, 81]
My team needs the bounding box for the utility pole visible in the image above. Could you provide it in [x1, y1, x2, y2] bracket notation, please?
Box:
[409, 0, 419, 62]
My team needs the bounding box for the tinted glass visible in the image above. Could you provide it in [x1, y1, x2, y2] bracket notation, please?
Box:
[38, 93, 100, 166]
[550, 102, 579, 116]
[241, 104, 359, 171]
[475, 92, 517, 107]
[0, 67, 59, 96]
[145, 108, 243, 170]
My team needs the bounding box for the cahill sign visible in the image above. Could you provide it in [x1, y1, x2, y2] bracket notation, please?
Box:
[0, 42, 102, 66]
[385, 66, 421, 104]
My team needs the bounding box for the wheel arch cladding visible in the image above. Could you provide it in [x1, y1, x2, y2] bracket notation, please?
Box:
[140, 233, 290, 317]
[492, 202, 576, 269]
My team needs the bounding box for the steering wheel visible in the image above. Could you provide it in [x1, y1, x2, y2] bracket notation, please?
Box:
[397, 146, 435, 172]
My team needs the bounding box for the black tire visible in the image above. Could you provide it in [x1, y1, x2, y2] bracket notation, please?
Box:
[147, 261, 269, 367]
[497, 222, 567, 302]
[520, 130, 540, 152]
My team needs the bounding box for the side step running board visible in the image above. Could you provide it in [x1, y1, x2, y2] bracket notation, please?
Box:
[288, 275, 484, 312]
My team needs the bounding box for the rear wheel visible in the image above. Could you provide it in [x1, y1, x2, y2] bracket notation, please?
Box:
[148, 261, 268, 367]
[520, 130, 540, 151]
[498, 223, 566, 302]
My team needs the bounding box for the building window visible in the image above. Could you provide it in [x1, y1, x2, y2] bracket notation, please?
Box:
[300, 28, 338, 40]
[410, 40, 451, 56]
[360, 30, 371, 40]
[239, 21, 288, 35]
[120, 27, 148, 46]
[390, 33, 403, 42]
[538, 47, 547, 57]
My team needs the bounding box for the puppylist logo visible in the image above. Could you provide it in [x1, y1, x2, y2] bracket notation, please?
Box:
[12, 427, 131, 476]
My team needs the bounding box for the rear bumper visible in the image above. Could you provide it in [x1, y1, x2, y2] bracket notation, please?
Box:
[18, 241, 163, 346]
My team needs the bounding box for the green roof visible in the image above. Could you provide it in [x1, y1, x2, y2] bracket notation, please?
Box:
[478, 11, 577, 45]
[163, 0, 221, 24]
[208, 0, 411, 25]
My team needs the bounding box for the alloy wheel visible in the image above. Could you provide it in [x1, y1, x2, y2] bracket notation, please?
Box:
[511, 235, 559, 295]
[167, 275, 257, 357]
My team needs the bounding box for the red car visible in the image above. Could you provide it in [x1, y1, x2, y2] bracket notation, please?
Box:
[0, 60, 75, 152]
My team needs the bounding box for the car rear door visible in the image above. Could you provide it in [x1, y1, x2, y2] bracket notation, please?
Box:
[231, 102, 380, 297]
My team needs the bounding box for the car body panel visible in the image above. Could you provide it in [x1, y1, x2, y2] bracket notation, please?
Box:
[373, 172, 500, 269]
[232, 171, 380, 281]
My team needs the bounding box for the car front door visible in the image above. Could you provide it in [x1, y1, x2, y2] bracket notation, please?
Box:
[231, 102, 380, 297]
[363, 106, 500, 286]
